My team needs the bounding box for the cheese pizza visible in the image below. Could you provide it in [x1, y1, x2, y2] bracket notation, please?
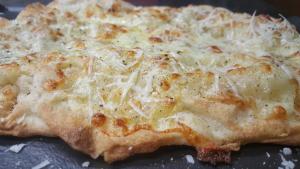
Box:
[0, 0, 300, 163]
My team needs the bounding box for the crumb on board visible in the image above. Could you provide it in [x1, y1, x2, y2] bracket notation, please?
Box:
[15, 161, 21, 166]
[185, 155, 195, 164]
[31, 160, 50, 169]
[6, 143, 26, 153]
[82, 161, 90, 168]
[278, 154, 295, 169]
[282, 148, 292, 156]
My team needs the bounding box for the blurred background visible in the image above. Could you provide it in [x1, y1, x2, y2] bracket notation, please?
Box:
[1, 0, 300, 16]
[0, 0, 299, 30]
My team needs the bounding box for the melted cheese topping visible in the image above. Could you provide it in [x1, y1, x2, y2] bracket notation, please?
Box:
[0, 0, 300, 144]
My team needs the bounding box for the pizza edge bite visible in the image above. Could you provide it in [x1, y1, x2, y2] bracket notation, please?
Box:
[0, 0, 300, 164]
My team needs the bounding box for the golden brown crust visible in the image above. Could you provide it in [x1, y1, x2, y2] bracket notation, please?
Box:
[260, 123, 300, 145]
[39, 103, 97, 156]
[37, 103, 189, 162]
[16, 3, 47, 21]
[0, 17, 9, 28]
[102, 131, 186, 162]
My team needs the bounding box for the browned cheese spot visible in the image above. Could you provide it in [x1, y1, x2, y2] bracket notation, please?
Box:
[64, 11, 77, 21]
[98, 24, 127, 40]
[43, 63, 65, 91]
[186, 70, 209, 78]
[164, 30, 181, 37]
[209, 93, 247, 109]
[294, 51, 300, 57]
[114, 118, 128, 132]
[0, 85, 18, 115]
[2, 85, 17, 100]
[0, 62, 19, 69]
[268, 105, 287, 120]
[159, 62, 169, 69]
[227, 67, 247, 75]
[260, 63, 272, 73]
[3, 44, 10, 50]
[49, 29, 63, 41]
[160, 80, 170, 91]
[170, 73, 181, 80]
[92, 113, 107, 127]
[56, 69, 65, 79]
[210, 46, 223, 53]
[127, 50, 136, 58]
[45, 52, 63, 63]
[85, 6, 95, 18]
[149, 9, 170, 22]
[149, 36, 163, 43]
[44, 11, 57, 25]
[74, 40, 86, 50]
[43, 79, 59, 91]
[224, 21, 244, 29]
[108, 1, 122, 16]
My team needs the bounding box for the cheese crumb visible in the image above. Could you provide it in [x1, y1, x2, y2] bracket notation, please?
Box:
[16, 161, 21, 166]
[282, 147, 292, 155]
[6, 143, 26, 153]
[279, 154, 295, 169]
[81, 161, 90, 168]
[185, 155, 195, 164]
[31, 160, 50, 169]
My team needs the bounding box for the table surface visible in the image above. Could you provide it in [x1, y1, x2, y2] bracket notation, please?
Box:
[0, 0, 300, 169]
[1, 136, 300, 169]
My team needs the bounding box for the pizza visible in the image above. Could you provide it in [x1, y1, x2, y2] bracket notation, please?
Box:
[0, 0, 300, 164]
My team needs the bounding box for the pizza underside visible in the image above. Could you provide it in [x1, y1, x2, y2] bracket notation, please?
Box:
[0, 0, 300, 163]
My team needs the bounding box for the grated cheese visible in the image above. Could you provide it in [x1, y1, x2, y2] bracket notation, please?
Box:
[129, 100, 148, 118]
[248, 11, 257, 37]
[120, 69, 140, 104]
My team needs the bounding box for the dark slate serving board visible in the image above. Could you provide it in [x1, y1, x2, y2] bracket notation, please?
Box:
[0, 136, 300, 169]
[0, 0, 300, 169]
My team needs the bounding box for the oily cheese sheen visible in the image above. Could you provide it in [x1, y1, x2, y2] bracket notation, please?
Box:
[0, 0, 300, 163]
